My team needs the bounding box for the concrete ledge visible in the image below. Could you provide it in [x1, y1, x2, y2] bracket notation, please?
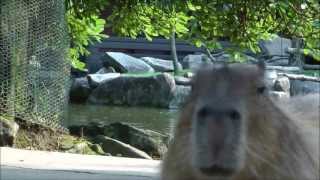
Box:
[0, 147, 160, 180]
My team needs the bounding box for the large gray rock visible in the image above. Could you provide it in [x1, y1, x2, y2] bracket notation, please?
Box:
[0, 118, 19, 146]
[69, 77, 92, 103]
[264, 70, 278, 89]
[259, 36, 292, 57]
[174, 76, 191, 86]
[88, 73, 176, 108]
[169, 85, 191, 109]
[84, 46, 105, 73]
[269, 91, 290, 100]
[274, 76, 290, 93]
[95, 67, 116, 74]
[87, 73, 121, 89]
[182, 54, 212, 71]
[93, 135, 153, 159]
[103, 122, 169, 158]
[71, 67, 88, 78]
[141, 57, 180, 72]
[102, 52, 154, 73]
[290, 80, 320, 96]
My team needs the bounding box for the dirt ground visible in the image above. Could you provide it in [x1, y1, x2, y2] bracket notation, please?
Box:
[14, 118, 71, 152]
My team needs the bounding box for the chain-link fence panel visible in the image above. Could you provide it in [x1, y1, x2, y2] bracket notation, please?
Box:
[0, 0, 70, 131]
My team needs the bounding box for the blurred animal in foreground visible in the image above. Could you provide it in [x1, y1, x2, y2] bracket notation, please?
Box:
[161, 62, 319, 180]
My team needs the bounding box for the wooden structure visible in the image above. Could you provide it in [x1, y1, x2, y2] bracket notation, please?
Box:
[85, 37, 232, 73]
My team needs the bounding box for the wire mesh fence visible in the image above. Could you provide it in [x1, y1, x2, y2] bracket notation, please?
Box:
[0, 0, 70, 131]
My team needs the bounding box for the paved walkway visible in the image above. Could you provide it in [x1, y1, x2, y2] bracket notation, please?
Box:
[0, 147, 160, 180]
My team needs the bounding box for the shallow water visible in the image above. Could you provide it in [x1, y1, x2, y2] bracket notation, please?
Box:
[65, 104, 178, 134]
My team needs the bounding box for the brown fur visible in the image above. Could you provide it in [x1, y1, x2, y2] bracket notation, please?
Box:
[161, 63, 319, 180]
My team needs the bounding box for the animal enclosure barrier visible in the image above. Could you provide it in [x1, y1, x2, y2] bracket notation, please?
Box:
[0, 0, 70, 131]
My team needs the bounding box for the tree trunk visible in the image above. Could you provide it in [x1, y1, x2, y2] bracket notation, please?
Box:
[289, 37, 304, 68]
[204, 47, 216, 62]
[170, 28, 182, 75]
[278, 73, 320, 82]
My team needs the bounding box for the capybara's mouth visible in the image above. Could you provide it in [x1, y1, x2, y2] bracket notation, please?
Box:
[199, 165, 235, 176]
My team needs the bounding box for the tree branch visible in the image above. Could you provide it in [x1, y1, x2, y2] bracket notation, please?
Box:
[278, 73, 320, 82]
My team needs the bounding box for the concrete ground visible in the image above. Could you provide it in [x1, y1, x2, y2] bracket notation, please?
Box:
[0, 147, 160, 180]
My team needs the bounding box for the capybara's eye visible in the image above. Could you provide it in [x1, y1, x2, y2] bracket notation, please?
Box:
[228, 109, 241, 121]
[197, 107, 210, 118]
[257, 86, 266, 94]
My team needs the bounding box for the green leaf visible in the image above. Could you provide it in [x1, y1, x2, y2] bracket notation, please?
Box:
[194, 39, 202, 47]
[67, 3, 107, 70]
[187, 1, 197, 11]
[145, 33, 153, 41]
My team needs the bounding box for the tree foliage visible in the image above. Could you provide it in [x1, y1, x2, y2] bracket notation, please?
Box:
[66, 0, 320, 70]
[109, 0, 319, 60]
[65, 0, 108, 69]
[107, 2, 190, 40]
